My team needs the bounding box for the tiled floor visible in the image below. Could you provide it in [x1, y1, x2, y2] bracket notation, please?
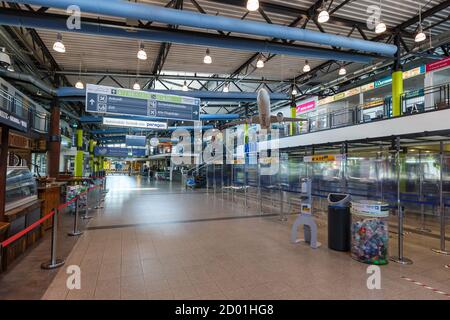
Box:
[3, 175, 450, 300]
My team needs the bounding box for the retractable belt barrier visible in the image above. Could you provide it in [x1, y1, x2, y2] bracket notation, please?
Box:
[0, 178, 106, 271]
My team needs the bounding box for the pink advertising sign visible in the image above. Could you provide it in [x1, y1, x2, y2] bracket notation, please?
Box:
[296, 99, 317, 114]
[426, 56, 450, 73]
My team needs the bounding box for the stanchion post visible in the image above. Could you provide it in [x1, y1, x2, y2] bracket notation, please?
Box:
[68, 198, 83, 236]
[417, 150, 431, 233]
[258, 163, 262, 215]
[94, 185, 104, 210]
[432, 141, 450, 255]
[213, 164, 216, 195]
[82, 190, 93, 220]
[390, 137, 413, 265]
[41, 208, 65, 269]
[279, 184, 287, 221]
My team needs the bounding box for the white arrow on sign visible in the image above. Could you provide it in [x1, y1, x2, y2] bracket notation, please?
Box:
[89, 99, 95, 105]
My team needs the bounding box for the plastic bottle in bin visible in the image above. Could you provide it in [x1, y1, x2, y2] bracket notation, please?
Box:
[351, 200, 389, 265]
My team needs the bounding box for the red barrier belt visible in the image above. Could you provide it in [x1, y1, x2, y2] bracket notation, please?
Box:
[1, 210, 55, 248]
[1, 184, 102, 248]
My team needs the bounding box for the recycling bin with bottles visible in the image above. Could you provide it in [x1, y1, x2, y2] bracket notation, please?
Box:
[351, 200, 390, 265]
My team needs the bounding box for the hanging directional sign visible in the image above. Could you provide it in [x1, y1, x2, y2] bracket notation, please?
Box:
[103, 117, 168, 130]
[86, 84, 200, 121]
[125, 135, 146, 147]
[94, 146, 147, 157]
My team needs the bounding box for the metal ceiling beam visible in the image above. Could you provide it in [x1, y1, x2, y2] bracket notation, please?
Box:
[278, 0, 450, 103]
[207, 0, 402, 37]
[148, 0, 183, 89]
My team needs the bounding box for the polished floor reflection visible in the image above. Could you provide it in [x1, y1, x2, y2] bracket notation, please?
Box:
[3, 175, 449, 300]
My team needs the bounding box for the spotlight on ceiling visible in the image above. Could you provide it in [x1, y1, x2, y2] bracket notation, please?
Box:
[53, 33, 66, 53]
[247, 0, 259, 12]
[137, 43, 147, 60]
[75, 81, 84, 89]
[203, 48, 212, 64]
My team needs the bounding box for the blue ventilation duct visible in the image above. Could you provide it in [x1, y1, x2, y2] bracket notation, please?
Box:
[0, 12, 373, 63]
[5, 1, 396, 57]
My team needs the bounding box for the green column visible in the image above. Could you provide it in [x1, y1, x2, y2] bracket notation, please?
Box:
[290, 105, 296, 136]
[89, 139, 94, 175]
[74, 128, 84, 177]
[392, 70, 403, 117]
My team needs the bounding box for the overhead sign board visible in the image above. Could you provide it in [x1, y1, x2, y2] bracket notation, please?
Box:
[86, 84, 200, 121]
[426, 56, 450, 72]
[296, 98, 317, 114]
[94, 146, 128, 157]
[0, 107, 28, 132]
[94, 146, 147, 157]
[103, 117, 168, 130]
[125, 135, 146, 147]
[304, 155, 345, 163]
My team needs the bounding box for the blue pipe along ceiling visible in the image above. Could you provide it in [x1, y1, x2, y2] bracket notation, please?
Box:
[6, 0, 397, 56]
[0, 11, 374, 63]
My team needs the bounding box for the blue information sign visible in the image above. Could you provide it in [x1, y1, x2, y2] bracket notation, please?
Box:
[126, 135, 146, 147]
[86, 84, 200, 121]
[94, 146, 147, 157]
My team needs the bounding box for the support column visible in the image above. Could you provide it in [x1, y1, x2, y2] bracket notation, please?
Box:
[392, 34, 403, 117]
[74, 128, 84, 177]
[48, 97, 61, 178]
[0, 127, 9, 222]
[290, 98, 296, 136]
[88, 139, 94, 176]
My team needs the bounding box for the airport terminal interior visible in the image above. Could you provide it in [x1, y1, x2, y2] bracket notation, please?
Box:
[0, 0, 449, 303]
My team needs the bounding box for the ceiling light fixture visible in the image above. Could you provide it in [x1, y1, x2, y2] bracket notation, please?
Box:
[223, 84, 229, 93]
[317, 2, 330, 24]
[137, 42, 147, 60]
[75, 58, 83, 89]
[133, 82, 141, 90]
[375, 22, 386, 34]
[204, 48, 212, 64]
[338, 65, 347, 76]
[292, 87, 298, 96]
[256, 55, 265, 68]
[415, 3, 426, 43]
[247, 0, 259, 12]
[375, 0, 386, 34]
[303, 60, 311, 72]
[182, 80, 189, 92]
[75, 81, 84, 89]
[53, 33, 65, 53]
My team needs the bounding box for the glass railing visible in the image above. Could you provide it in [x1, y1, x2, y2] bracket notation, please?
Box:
[0, 86, 49, 133]
[279, 82, 450, 138]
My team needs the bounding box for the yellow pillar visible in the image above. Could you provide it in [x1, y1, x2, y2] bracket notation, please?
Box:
[74, 129, 84, 177]
[392, 70, 403, 117]
[89, 139, 94, 174]
[290, 105, 297, 136]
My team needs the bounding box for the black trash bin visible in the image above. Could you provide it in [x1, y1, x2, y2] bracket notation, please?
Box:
[327, 193, 351, 252]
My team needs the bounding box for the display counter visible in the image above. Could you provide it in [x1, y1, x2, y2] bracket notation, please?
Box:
[2, 199, 43, 270]
[37, 182, 67, 231]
